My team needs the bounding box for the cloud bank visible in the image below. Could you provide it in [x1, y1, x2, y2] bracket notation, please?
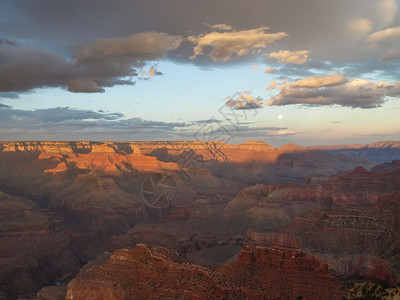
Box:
[0, 105, 189, 140]
[267, 74, 400, 108]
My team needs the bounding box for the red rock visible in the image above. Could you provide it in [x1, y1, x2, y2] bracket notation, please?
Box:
[279, 194, 400, 286]
[66, 244, 347, 299]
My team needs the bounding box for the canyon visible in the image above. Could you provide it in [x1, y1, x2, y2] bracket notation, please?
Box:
[0, 141, 400, 299]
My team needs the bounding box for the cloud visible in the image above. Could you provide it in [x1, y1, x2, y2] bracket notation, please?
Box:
[147, 67, 157, 77]
[0, 40, 72, 92]
[0, 92, 21, 99]
[366, 26, 400, 61]
[289, 73, 347, 88]
[268, 50, 310, 64]
[0, 38, 16, 46]
[264, 67, 279, 73]
[225, 91, 264, 110]
[207, 24, 233, 31]
[1, 0, 400, 100]
[68, 79, 105, 93]
[380, 44, 400, 61]
[376, 0, 398, 26]
[140, 66, 162, 78]
[75, 32, 182, 63]
[347, 18, 373, 38]
[0, 106, 190, 140]
[0, 32, 182, 93]
[265, 130, 304, 136]
[4, 0, 399, 68]
[225, 124, 303, 137]
[0, 104, 302, 141]
[188, 26, 288, 62]
[366, 26, 400, 42]
[267, 74, 400, 108]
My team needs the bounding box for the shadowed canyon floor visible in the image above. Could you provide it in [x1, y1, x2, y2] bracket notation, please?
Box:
[0, 141, 400, 299]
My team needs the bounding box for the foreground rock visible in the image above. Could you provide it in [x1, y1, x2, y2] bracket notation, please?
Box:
[66, 244, 347, 299]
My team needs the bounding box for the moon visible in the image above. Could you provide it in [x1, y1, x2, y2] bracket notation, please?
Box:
[278, 114, 283, 120]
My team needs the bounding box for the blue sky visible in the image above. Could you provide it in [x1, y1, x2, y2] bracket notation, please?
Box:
[0, 0, 399, 146]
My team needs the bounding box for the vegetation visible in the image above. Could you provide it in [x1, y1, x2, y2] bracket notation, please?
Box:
[347, 282, 400, 299]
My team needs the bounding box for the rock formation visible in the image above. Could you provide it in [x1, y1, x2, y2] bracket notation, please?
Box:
[66, 244, 347, 300]
[0, 140, 400, 298]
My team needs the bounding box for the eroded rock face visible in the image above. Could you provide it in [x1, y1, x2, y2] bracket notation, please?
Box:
[0, 141, 399, 298]
[0, 190, 81, 299]
[66, 244, 347, 300]
[0, 142, 241, 298]
[279, 195, 400, 285]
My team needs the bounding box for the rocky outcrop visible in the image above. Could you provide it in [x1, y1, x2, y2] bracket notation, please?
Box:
[246, 229, 300, 248]
[66, 244, 347, 300]
[371, 160, 400, 174]
[0, 190, 81, 299]
[279, 194, 400, 286]
[277, 142, 304, 152]
[326, 166, 400, 206]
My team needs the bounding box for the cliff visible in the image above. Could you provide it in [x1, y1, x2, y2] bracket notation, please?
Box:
[66, 243, 347, 299]
[279, 194, 400, 286]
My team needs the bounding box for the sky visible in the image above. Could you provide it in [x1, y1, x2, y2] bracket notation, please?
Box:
[0, 0, 399, 146]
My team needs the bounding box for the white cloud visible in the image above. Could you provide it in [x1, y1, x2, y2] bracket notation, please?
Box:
[268, 50, 310, 64]
[208, 24, 234, 31]
[188, 26, 288, 62]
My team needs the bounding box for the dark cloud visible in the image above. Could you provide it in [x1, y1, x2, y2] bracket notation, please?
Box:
[0, 91, 21, 99]
[0, 106, 190, 140]
[0, 32, 181, 93]
[3, 0, 397, 65]
[0, 38, 16, 46]
[192, 119, 224, 125]
[0, 0, 399, 101]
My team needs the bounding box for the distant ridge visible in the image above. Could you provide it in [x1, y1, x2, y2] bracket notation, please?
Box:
[307, 141, 400, 164]
[0, 140, 399, 164]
